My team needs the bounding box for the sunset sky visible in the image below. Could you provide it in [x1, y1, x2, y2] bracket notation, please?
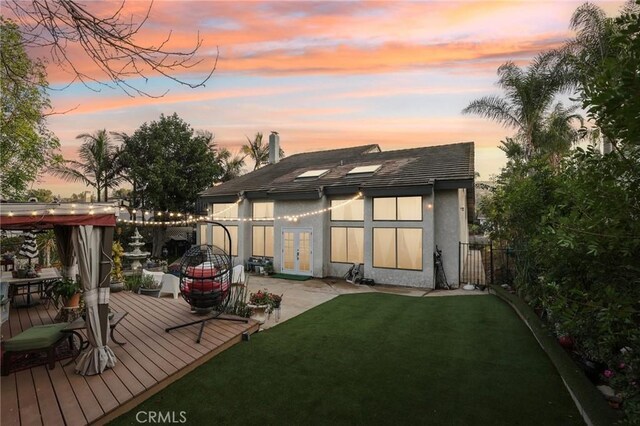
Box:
[26, 0, 622, 197]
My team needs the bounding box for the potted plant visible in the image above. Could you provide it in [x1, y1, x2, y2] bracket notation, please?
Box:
[110, 241, 125, 293]
[52, 277, 82, 308]
[138, 274, 161, 297]
[270, 293, 283, 322]
[262, 260, 274, 276]
[247, 289, 283, 324]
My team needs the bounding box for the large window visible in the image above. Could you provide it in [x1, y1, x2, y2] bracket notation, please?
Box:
[331, 227, 364, 264]
[211, 203, 238, 219]
[373, 196, 422, 221]
[252, 226, 274, 257]
[212, 225, 238, 256]
[253, 202, 274, 220]
[373, 228, 422, 270]
[330, 199, 364, 221]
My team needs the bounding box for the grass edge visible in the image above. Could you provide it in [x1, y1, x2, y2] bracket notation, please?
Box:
[490, 285, 621, 426]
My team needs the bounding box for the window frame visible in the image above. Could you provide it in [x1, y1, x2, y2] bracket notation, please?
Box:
[372, 227, 423, 271]
[330, 198, 365, 222]
[252, 225, 274, 257]
[330, 226, 364, 264]
[210, 202, 238, 220]
[252, 201, 274, 220]
[212, 225, 238, 257]
[372, 196, 423, 222]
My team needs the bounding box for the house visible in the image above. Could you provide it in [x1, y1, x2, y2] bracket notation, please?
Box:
[198, 135, 474, 288]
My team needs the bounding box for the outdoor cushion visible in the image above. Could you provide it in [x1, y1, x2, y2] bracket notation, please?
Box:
[185, 264, 219, 279]
[3, 322, 69, 352]
[182, 279, 228, 294]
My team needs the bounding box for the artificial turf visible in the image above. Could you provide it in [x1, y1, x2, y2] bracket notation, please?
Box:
[111, 294, 583, 426]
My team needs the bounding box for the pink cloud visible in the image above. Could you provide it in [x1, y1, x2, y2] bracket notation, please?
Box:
[24, 0, 576, 84]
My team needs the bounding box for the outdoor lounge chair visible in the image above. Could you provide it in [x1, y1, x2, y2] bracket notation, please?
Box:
[142, 269, 180, 299]
[1, 322, 78, 375]
[232, 264, 245, 284]
[160, 273, 180, 299]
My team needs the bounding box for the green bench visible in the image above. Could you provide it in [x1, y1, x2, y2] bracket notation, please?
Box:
[1, 322, 77, 375]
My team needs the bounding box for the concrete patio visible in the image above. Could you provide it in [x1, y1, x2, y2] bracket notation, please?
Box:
[245, 273, 488, 329]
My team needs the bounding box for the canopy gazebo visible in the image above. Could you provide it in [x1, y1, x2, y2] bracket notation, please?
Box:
[1, 202, 119, 375]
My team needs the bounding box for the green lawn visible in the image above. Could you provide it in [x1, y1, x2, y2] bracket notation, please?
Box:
[112, 294, 582, 426]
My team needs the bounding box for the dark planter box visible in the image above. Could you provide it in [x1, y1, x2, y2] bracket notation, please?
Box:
[138, 288, 161, 298]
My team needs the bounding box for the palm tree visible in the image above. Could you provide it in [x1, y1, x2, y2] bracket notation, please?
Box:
[51, 129, 123, 201]
[241, 132, 267, 170]
[241, 132, 285, 170]
[462, 58, 574, 160]
[535, 103, 584, 167]
[216, 148, 245, 182]
[498, 137, 525, 165]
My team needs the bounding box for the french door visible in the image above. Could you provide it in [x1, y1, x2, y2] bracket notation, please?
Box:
[281, 228, 313, 276]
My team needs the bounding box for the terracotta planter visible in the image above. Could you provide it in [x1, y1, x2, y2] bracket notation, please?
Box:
[64, 293, 81, 308]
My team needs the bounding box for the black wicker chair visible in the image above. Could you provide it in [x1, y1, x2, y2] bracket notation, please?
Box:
[165, 224, 248, 343]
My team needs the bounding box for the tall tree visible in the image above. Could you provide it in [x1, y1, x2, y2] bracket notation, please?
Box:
[0, 18, 60, 200]
[572, 2, 640, 149]
[534, 103, 584, 168]
[548, 1, 639, 152]
[462, 59, 575, 160]
[51, 129, 123, 201]
[4, 0, 217, 97]
[216, 148, 246, 182]
[241, 132, 285, 170]
[120, 114, 221, 211]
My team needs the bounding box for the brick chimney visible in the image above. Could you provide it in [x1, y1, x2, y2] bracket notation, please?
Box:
[269, 131, 280, 164]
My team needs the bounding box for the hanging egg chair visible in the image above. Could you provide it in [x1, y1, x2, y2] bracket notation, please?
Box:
[179, 244, 232, 311]
[165, 222, 248, 343]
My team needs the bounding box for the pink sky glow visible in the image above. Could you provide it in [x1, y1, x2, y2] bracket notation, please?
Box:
[20, 0, 623, 196]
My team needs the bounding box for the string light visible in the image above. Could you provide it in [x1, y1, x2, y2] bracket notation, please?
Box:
[210, 197, 242, 219]
[3, 194, 363, 227]
[111, 192, 364, 227]
[1, 203, 117, 218]
[202, 192, 363, 223]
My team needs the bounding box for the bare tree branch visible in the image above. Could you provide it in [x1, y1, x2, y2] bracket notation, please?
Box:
[6, 0, 217, 97]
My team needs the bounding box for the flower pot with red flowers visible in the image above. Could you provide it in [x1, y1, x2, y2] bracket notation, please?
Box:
[558, 335, 574, 350]
[248, 289, 283, 325]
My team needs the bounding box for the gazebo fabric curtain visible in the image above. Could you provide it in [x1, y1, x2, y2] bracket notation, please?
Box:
[53, 226, 77, 280]
[72, 225, 116, 375]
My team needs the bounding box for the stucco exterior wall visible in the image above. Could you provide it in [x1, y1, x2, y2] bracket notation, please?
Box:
[237, 200, 252, 267]
[362, 194, 435, 288]
[197, 189, 467, 288]
[434, 189, 462, 287]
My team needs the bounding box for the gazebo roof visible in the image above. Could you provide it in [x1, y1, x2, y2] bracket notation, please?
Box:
[0, 202, 119, 230]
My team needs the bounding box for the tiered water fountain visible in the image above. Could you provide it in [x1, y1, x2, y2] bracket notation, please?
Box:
[123, 228, 150, 271]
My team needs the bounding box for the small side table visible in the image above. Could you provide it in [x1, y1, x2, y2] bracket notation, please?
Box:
[63, 311, 128, 352]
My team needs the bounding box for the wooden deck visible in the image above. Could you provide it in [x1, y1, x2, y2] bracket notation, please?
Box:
[1, 291, 258, 425]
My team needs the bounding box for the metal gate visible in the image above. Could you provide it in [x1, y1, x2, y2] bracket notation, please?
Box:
[458, 242, 515, 287]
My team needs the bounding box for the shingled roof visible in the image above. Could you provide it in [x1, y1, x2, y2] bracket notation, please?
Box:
[200, 142, 474, 202]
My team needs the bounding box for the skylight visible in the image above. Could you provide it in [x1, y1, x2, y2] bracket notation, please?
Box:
[296, 169, 329, 179]
[347, 164, 382, 175]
